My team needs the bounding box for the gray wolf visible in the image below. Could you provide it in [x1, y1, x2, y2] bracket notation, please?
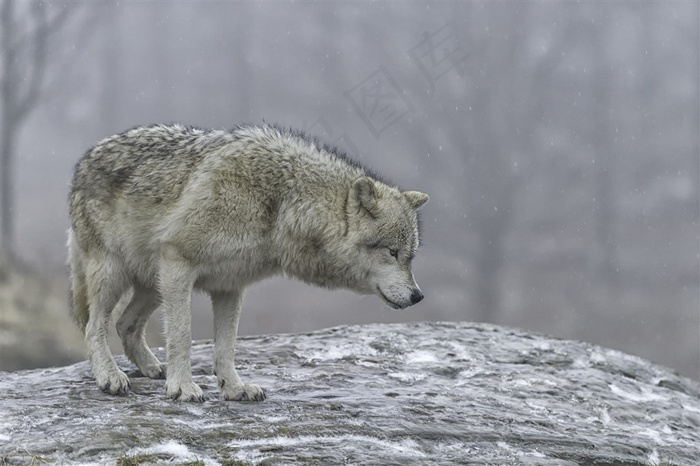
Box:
[68, 124, 429, 402]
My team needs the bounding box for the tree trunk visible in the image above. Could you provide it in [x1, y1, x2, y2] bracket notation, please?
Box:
[0, 118, 15, 263]
[0, 0, 16, 262]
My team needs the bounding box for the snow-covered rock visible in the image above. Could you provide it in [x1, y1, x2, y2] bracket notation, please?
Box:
[1, 322, 698, 465]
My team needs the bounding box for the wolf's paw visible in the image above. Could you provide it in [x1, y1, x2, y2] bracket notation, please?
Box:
[97, 369, 131, 396]
[141, 363, 167, 379]
[222, 383, 266, 402]
[166, 380, 204, 402]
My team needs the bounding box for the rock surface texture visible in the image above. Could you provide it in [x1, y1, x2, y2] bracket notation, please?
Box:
[1, 322, 699, 465]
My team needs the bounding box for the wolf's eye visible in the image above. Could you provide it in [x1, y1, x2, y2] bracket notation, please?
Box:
[389, 248, 399, 259]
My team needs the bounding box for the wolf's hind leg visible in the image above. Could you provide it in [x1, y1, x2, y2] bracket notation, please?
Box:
[211, 289, 266, 401]
[85, 255, 131, 395]
[117, 286, 166, 379]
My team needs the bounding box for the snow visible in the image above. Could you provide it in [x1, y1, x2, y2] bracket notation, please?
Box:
[405, 349, 439, 364]
[229, 434, 426, 463]
[130, 440, 192, 458]
[608, 383, 668, 402]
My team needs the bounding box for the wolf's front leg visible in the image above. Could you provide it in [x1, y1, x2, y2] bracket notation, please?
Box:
[160, 250, 203, 402]
[211, 289, 266, 401]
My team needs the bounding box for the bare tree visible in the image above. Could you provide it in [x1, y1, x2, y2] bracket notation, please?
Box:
[0, 0, 77, 262]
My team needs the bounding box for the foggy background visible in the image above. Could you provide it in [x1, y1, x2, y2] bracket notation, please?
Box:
[1, 2, 698, 380]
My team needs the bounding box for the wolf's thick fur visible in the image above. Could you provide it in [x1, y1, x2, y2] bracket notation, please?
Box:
[69, 124, 428, 401]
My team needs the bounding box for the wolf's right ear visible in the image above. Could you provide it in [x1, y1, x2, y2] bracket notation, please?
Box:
[404, 191, 429, 209]
[350, 177, 379, 218]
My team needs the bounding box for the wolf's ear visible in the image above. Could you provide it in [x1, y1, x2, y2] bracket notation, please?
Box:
[404, 191, 429, 209]
[350, 177, 379, 217]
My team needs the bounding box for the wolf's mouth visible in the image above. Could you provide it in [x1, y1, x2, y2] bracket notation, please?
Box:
[376, 287, 406, 310]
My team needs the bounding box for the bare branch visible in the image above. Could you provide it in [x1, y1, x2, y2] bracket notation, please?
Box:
[0, 0, 11, 27]
[15, 2, 79, 120]
[0, 0, 16, 95]
[42, 1, 78, 38]
[15, 3, 46, 119]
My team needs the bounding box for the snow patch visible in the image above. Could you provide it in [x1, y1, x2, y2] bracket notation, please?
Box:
[640, 428, 663, 444]
[533, 341, 551, 351]
[609, 383, 667, 402]
[300, 341, 377, 361]
[605, 349, 652, 367]
[229, 434, 426, 463]
[518, 448, 546, 458]
[454, 366, 486, 382]
[682, 403, 700, 414]
[571, 357, 591, 369]
[388, 371, 428, 384]
[512, 379, 531, 387]
[255, 415, 288, 423]
[405, 350, 438, 364]
[129, 440, 193, 459]
[497, 441, 513, 451]
[647, 448, 660, 464]
[525, 401, 547, 412]
[589, 350, 607, 364]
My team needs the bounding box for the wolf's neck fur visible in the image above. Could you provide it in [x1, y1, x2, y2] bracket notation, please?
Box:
[272, 174, 358, 290]
[231, 125, 372, 290]
[270, 160, 359, 287]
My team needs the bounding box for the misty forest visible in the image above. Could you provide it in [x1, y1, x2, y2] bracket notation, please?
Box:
[0, 1, 697, 384]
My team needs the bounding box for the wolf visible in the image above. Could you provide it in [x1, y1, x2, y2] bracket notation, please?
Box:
[68, 124, 429, 402]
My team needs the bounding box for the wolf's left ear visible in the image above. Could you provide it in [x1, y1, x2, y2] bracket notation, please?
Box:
[404, 191, 429, 209]
[351, 177, 380, 217]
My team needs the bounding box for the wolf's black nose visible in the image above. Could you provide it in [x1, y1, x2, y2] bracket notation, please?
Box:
[410, 289, 424, 305]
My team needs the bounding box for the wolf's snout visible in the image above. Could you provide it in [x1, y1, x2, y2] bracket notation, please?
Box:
[410, 288, 424, 305]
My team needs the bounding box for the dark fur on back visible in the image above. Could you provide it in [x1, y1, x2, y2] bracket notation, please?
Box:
[240, 123, 395, 188]
[72, 123, 394, 201]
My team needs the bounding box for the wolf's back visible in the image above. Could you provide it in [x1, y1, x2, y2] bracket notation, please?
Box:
[70, 125, 215, 211]
[69, 126, 233, 248]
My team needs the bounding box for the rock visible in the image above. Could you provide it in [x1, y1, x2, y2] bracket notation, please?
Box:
[0, 322, 698, 465]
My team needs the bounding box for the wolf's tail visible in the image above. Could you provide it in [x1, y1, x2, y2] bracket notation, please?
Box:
[68, 229, 89, 334]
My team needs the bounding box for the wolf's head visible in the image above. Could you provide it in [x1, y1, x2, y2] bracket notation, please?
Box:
[345, 177, 429, 309]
